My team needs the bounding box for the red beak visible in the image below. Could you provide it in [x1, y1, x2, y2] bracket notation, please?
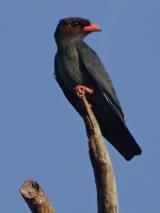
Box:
[83, 24, 101, 32]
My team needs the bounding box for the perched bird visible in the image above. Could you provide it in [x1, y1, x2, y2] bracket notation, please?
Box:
[54, 17, 141, 160]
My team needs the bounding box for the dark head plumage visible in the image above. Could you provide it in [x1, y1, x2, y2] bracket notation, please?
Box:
[54, 17, 101, 47]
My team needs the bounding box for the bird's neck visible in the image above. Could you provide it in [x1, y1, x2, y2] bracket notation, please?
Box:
[55, 36, 83, 50]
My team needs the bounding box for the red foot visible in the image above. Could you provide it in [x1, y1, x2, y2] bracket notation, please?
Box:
[74, 85, 93, 97]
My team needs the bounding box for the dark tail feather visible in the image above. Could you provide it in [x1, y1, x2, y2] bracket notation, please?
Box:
[89, 95, 142, 161]
[101, 119, 142, 160]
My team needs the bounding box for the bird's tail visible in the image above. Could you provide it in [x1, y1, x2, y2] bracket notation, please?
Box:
[89, 94, 142, 161]
[104, 123, 141, 160]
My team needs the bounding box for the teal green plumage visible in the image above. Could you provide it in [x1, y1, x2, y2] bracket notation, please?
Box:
[54, 17, 141, 160]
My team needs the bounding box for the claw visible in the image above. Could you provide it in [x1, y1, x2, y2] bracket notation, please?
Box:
[74, 85, 93, 97]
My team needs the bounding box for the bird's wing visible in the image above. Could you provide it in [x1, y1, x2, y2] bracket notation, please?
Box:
[76, 41, 125, 121]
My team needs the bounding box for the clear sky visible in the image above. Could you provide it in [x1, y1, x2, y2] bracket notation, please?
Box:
[0, 0, 159, 212]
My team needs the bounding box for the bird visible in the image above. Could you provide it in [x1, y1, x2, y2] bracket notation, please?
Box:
[54, 17, 142, 160]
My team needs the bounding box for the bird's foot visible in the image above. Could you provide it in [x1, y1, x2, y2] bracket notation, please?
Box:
[74, 85, 93, 97]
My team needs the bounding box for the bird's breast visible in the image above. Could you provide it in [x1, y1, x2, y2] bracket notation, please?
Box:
[58, 45, 84, 91]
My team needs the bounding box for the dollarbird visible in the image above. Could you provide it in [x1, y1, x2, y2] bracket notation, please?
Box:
[54, 17, 141, 160]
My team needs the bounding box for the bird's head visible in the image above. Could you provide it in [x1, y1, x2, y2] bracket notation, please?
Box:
[54, 17, 101, 47]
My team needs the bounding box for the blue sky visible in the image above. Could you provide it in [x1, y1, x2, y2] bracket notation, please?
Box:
[0, 0, 159, 212]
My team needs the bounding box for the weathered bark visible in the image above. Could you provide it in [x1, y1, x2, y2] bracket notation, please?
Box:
[20, 180, 55, 213]
[20, 96, 119, 213]
[82, 96, 119, 213]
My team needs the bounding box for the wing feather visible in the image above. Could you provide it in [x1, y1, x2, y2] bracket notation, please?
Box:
[76, 41, 125, 121]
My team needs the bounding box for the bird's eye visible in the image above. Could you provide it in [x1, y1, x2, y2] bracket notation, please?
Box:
[72, 21, 84, 28]
[74, 21, 79, 26]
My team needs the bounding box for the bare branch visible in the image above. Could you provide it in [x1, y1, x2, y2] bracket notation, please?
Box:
[20, 96, 119, 213]
[20, 180, 55, 213]
[82, 96, 119, 213]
